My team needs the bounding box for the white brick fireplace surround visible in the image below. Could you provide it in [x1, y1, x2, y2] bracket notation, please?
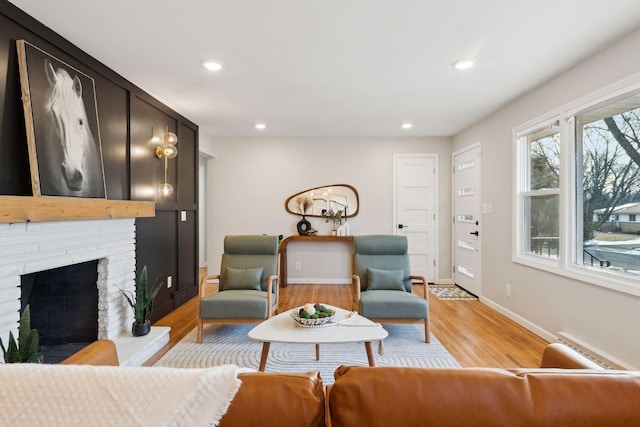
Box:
[0, 218, 169, 366]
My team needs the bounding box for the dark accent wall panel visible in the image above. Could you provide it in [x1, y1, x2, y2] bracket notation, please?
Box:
[135, 212, 177, 322]
[0, 33, 30, 195]
[178, 123, 197, 206]
[130, 95, 178, 203]
[95, 79, 129, 200]
[177, 209, 198, 304]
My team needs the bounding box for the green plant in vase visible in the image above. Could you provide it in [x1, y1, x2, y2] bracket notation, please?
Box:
[325, 209, 343, 233]
[0, 304, 40, 363]
[120, 266, 163, 337]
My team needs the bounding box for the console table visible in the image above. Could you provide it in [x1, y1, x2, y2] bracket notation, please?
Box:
[279, 235, 354, 287]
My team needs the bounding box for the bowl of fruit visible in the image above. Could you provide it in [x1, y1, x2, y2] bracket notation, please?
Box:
[291, 303, 336, 327]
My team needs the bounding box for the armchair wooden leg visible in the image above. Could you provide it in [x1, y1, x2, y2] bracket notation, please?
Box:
[425, 318, 430, 343]
[197, 320, 203, 343]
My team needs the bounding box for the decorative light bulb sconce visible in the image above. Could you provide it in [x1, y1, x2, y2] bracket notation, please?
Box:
[156, 126, 178, 197]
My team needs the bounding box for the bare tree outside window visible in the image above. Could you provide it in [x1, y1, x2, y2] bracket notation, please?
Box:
[577, 99, 640, 274]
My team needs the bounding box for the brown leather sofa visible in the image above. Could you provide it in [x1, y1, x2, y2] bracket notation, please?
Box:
[62, 341, 640, 426]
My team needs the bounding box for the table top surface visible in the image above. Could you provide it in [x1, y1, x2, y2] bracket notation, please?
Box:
[248, 304, 388, 344]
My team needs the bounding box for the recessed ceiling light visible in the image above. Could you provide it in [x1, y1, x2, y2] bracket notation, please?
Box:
[202, 60, 224, 72]
[401, 123, 413, 129]
[255, 123, 267, 130]
[452, 59, 475, 70]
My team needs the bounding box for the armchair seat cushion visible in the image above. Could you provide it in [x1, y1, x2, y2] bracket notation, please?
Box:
[360, 290, 427, 319]
[200, 290, 276, 319]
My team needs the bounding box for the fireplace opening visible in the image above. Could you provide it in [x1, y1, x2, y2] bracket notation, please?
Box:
[20, 260, 99, 364]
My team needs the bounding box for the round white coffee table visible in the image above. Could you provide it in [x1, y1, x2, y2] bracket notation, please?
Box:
[248, 304, 388, 371]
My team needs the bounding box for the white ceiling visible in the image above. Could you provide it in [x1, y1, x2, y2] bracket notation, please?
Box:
[8, 0, 640, 138]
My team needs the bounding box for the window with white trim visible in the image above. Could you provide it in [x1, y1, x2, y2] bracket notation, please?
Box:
[514, 73, 640, 294]
[517, 124, 560, 259]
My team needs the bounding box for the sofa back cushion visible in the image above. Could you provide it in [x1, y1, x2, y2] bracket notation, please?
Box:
[329, 365, 640, 426]
[218, 371, 325, 427]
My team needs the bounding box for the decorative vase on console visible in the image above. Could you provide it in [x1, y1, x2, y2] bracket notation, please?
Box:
[297, 215, 312, 236]
[295, 194, 316, 236]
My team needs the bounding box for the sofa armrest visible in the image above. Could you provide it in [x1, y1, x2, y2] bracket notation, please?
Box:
[218, 371, 325, 427]
[540, 343, 603, 369]
[60, 340, 119, 366]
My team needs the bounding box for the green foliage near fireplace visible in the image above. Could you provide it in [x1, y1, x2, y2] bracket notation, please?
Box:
[120, 266, 163, 336]
[0, 304, 40, 363]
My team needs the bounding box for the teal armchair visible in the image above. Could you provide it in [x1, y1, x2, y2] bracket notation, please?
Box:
[352, 235, 430, 343]
[197, 235, 279, 343]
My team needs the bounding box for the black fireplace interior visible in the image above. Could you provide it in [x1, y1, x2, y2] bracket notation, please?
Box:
[20, 260, 99, 363]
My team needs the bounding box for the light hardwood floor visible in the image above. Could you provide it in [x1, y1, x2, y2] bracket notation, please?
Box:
[146, 273, 549, 367]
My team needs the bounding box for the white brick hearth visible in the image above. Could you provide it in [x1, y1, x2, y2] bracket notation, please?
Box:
[0, 218, 168, 365]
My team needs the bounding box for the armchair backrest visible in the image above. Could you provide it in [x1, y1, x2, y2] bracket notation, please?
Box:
[220, 235, 279, 292]
[353, 235, 412, 292]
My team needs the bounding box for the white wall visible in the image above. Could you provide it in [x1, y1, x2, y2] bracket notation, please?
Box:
[205, 137, 452, 284]
[453, 28, 640, 368]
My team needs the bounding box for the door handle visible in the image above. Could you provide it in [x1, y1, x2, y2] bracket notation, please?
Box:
[469, 231, 479, 236]
[398, 224, 408, 229]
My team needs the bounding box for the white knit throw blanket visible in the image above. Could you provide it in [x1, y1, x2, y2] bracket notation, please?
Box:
[0, 363, 241, 427]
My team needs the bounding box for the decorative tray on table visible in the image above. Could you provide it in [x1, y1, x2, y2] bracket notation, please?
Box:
[290, 303, 335, 328]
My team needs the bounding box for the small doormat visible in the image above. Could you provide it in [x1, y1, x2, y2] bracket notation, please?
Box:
[429, 284, 478, 300]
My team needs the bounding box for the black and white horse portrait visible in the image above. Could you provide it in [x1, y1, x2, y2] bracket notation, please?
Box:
[18, 40, 106, 198]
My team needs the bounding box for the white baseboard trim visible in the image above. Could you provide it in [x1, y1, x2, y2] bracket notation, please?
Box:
[287, 278, 350, 285]
[288, 277, 454, 285]
[480, 297, 557, 343]
[481, 298, 637, 370]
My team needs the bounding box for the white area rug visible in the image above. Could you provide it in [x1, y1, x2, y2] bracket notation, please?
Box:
[155, 323, 459, 384]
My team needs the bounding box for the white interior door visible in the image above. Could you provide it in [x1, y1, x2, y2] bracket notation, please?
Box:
[453, 144, 482, 296]
[394, 154, 438, 283]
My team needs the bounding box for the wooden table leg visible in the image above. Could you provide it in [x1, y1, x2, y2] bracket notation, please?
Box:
[315, 343, 320, 360]
[364, 341, 376, 366]
[259, 342, 270, 371]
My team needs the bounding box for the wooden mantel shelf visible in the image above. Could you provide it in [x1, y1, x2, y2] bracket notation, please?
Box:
[0, 196, 155, 224]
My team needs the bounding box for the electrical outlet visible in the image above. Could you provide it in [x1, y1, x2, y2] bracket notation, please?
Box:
[505, 283, 511, 297]
[167, 276, 172, 288]
[295, 261, 301, 270]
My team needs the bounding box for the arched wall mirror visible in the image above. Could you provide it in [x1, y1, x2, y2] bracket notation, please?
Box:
[285, 184, 359, 218]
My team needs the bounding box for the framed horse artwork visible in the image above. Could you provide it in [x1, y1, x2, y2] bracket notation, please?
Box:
[16, 40, 106, 198]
